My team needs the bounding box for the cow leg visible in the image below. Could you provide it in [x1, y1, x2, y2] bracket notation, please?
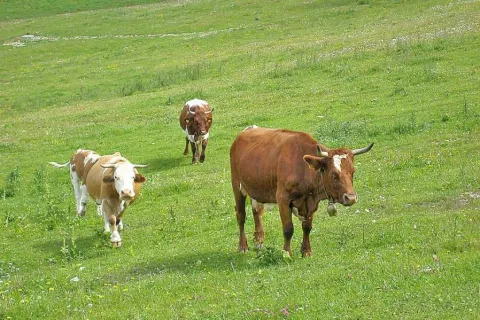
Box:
[190, 141, 197, 164]
[251, 200, 264, 248]
[183, 137, 189, 156]
[301, 215, 314, 257]
[102, 201, 111, 233]
[102, 201, 122, 247]
[199, 139, 208, 163]
[96, 201, 103, 217]
[234, 190, 248, 252]
[78, 184, 88, 217]
[70, 169, 83, 215]
[278, 202, 294, 256]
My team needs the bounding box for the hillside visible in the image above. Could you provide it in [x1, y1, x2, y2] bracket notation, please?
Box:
[1, 0, 479, 318]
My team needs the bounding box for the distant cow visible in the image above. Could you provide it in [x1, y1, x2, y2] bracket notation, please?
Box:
[49, 150, 147, 247]
[230, 126, 373, 257]
[179, 98, 213, 164]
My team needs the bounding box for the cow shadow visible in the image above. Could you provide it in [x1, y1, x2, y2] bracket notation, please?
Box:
[142, 155, 188, 173]
[128, 250, 256, 277]
[33, 233, 111, 262]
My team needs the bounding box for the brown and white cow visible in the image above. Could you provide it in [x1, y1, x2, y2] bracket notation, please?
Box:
[179, 98, 213, 164]
[49, 149, 102, 217]
[50, 150, 147, 247]
[230, 126, 373, 257]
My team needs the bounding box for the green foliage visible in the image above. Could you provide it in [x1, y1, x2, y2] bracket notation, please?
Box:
[0, 0, 479, 319]
[1, 167, 20, 199]
[254, 246, 291, 267]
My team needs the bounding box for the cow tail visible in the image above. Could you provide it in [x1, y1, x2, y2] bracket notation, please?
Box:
[48, 161, 70, 168]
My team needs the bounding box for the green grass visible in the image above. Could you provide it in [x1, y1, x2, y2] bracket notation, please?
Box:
[1, 0, 479, 318]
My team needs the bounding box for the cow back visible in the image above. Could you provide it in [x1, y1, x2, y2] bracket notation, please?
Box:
[230, 127, 319, 203]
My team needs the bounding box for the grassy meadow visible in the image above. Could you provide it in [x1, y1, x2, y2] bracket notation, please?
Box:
[1, 0, 479, 318]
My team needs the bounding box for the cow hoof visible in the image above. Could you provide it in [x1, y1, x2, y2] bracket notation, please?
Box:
[111, 241, 122, 248]
[199, 156, 205, 163]
[302, 251, 312, 258]
[238, 247, 249, 253]
[254, 243, 264, 249]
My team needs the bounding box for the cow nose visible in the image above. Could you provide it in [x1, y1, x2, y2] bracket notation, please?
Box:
[200, 130, 207, 135]
[343, 193, 357, 206]
[121, 189, 134, 199]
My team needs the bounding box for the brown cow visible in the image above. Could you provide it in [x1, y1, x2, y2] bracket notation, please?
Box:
[50, 150, 147, 247]
[230, 126, 373, 257]
[179, 98, 213, 164]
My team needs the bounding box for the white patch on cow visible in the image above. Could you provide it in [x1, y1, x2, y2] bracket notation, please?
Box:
[333, 154, 348, 172]
[251, 199, 275, 211]
[184, 127, 195, 143]
[102, 201, 111, 232]
[292, 207, 305, 221]
[96, 204, 103, 216]
[185, 98, 208, 107]
[243, 125, 258, 131]
[84, 152, 100, 166]
[184, 128, 209, 143]
[112, 163, 136, 199]
[79, 184, 88, 215]
[70, 168, 82, 213]
[110, 230, 121, 243]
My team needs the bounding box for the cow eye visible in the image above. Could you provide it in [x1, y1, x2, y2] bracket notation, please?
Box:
[115, 176, 120, 181]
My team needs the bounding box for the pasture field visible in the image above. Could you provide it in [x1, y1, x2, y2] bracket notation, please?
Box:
[1, 0, 479, 318]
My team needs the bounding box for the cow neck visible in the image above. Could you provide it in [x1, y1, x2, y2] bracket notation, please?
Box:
[319, 171, 334, 205]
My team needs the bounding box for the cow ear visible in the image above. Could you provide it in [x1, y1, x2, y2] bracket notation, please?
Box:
[134, 174, 146, 183]
[303, 155, 326, 171]
[103, 174, 114, 183]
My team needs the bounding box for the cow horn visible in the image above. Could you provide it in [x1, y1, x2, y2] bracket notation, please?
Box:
[317, 145, 329, 157]
[132, 164, 148, 168]
[188, 106, 196, 115]
[101, 164, 117, 169]
[352, 143, 374, 155]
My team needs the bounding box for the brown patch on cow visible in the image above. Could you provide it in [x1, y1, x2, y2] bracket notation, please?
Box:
[103, 174, 114, 183]
[134, 173, 146, 183]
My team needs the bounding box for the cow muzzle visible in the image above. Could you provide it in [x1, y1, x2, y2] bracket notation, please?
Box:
[342, 193, 357, 206]
[120, 189, 134, 200]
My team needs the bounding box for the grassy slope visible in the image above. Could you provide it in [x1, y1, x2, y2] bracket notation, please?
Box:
[1, 0, 479, 318]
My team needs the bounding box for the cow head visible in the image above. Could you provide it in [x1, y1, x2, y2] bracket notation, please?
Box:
[303, 143, 373, 206]
[101, 162, 147, 200]
[185, 105, 213, 141]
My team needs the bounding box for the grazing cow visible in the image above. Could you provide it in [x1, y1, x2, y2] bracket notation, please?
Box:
[50, 150, 147, 247]
[230, 126, 373, 257]
[179, 98, 213, 164]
